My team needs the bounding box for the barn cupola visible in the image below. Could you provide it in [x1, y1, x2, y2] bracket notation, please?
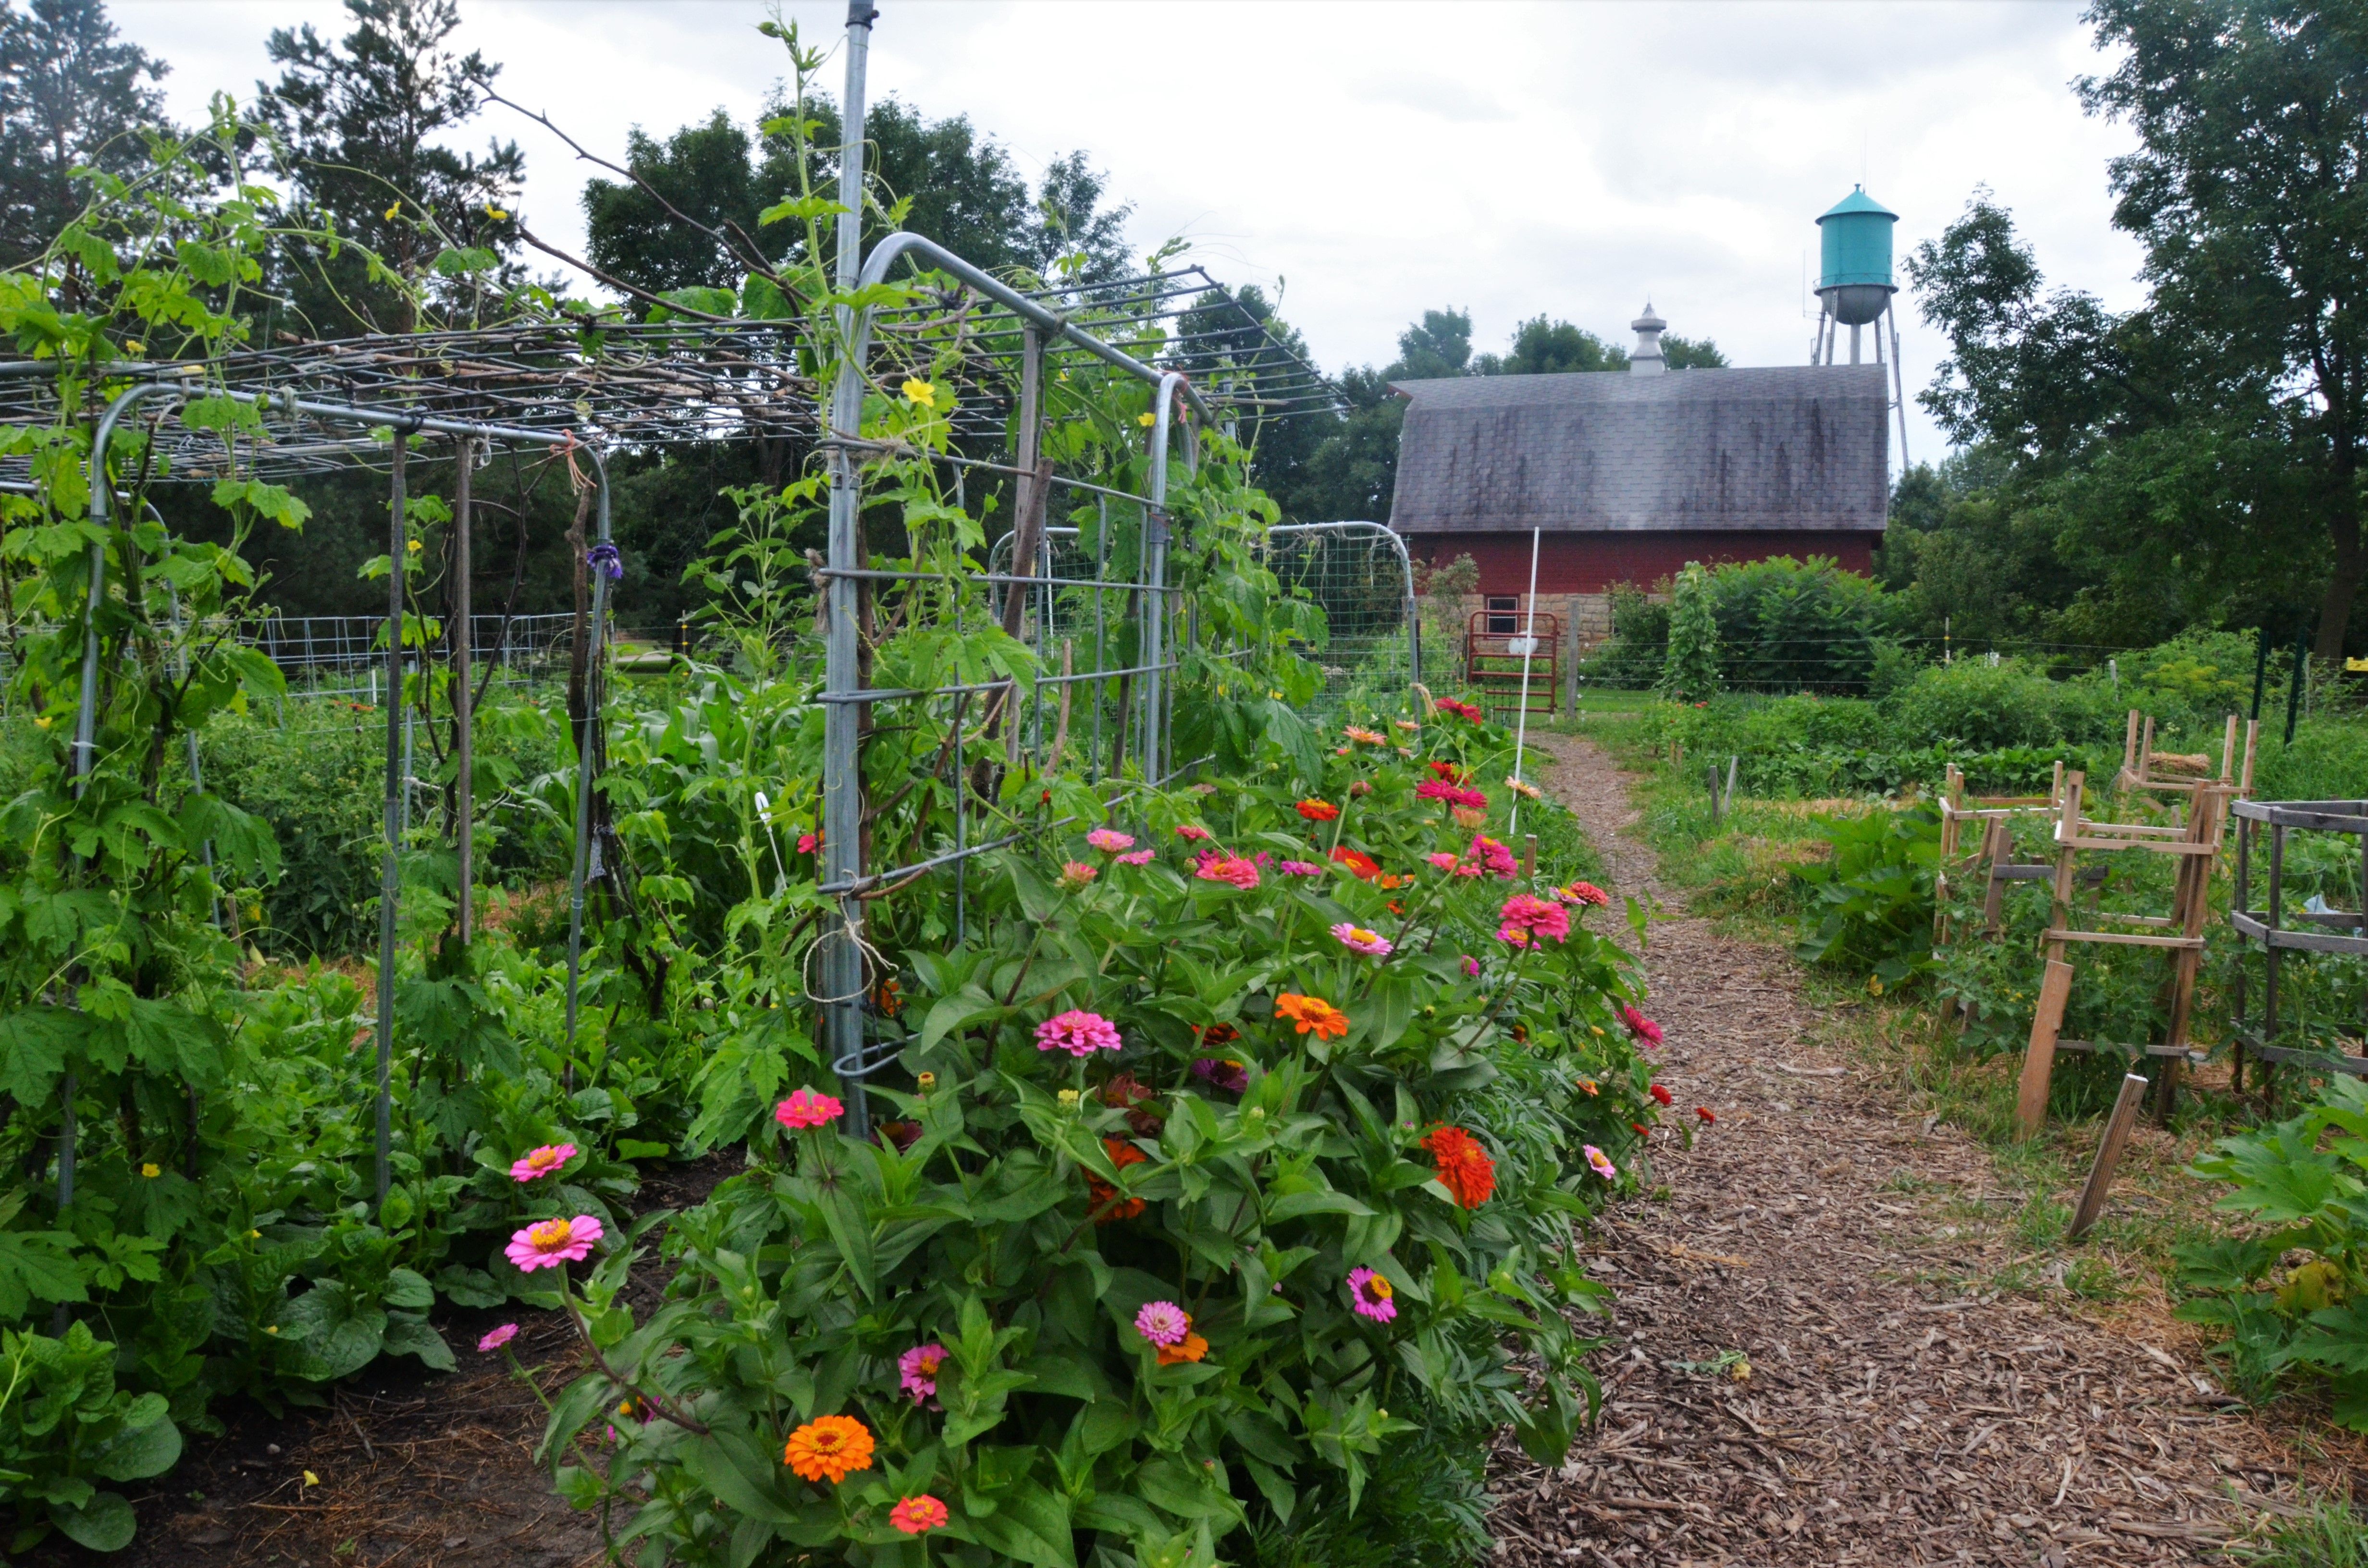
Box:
[1629, 302, 1667, 375]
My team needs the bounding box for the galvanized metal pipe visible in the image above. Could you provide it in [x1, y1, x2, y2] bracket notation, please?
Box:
[562, 447, 615, 1065]
[376, 438, 406, 1208]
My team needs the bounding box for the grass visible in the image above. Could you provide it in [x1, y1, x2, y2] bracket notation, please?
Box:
[2231, 1491, 2368, 1567]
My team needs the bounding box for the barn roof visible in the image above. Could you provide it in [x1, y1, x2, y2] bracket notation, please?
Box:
[1386, 364, 1890, 535]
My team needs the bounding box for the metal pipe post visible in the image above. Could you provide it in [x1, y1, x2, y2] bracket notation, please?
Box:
[453, 439, 474, 944]
[376, 439, 407, 1209]
[826, 0, 877, 1139]
[2286, 632, 2307, 746]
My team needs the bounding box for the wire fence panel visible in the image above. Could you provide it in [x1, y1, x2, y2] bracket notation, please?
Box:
[1265, 522, 1418, 722]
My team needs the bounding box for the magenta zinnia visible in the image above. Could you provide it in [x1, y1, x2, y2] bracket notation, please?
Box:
[1135, 1300, 1190, 1346]
[1621, 1004, 1664, 1045]
[1278, 859, 1322, 876]
[506, 1214, 602, 1272]
[1347, 1266, 1398, 1323]
[776, 1087, 843, 1130]
[1086, 828, 1135, 853]
[477, 1323, 519, 1353]
[1193, 850, 1260, 889]
[1496, 894, 1570, 945]
[1036, 1009, 1122, 1057]
[509, 1142, 576, 1183]
[898, 1342, 948, 1402]
[1331, 921, 1394, 957]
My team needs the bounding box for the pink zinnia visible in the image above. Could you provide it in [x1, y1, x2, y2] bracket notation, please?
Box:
[1059, 860, 1098, 888]
[1086, 828, 1135, 853]
[1347, 1266, 1397, 1323]
[1497, 894, 1570, 945]
[1135, 1300, 1190, 1346]
[1470, 836, 1517, 879]
[776, 1087, 843, 1129]
[1036, 1009, 1122, 1057]
[899, 1342, 948, 1402]
[1175, 824, 1212, 842]
[1426, 852, 1459, 872]
[506, 1214, 602, 1272]
[1415, 779, 1458, 802]
[1585, 1145, 1619, 1181]
[1562, 881, 1611, 908]
[1116, 848, 1155, 865]
[796, 832, 820, 854]
[1330, 921, 1394, 957]
[1621, 1004, 1664, 1045]
[1278, 860, 1322, 876]
[477, 1323, 519, 1353]
[1462, 955, 1480, 977]
[509, 1142, 576, 1183]
[1193, 850, 1260, 889]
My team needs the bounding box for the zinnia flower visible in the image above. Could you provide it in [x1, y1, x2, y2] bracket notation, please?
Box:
[1425, 760, 1468, 781]
[477, 1323, 518, 1353]
[876, 1119, 922, 1152]
[1621, 1004, 1664, 1045]
[1175, 823, 1212, 842]
[1275, 993, 1349, 1040]
[1296, 798, 1341, 822]
[1086, 828, 1135, 853]
[506, 1214, 603, 1272]
[797, 830, 821, 854]
[891, 1494, 950, 1534]
[1135, 1300, 1190, 1346]
[1196, 1022, 1241, 1045]
[1344, 725, 1385, 744]
[1191, 1057, 1249, 1093]
[1584, 1144, 1618, 1181]
[1557, 881, 1611, 907]
[1649, 1084, 1673, 1106]
[1330, 922, 1394, 957]
[1036, 1009, 1122, 1057]
[776, 1088, 843, 1129]
[1470, 836, 1517, 879]
[509, 1143, 576, 1183]
[1461, 955, 1480, 977]
[1086, 1137, 1149, 1221]
[1436, 698, 1483, 722]
[1279, 859, 1322, 876]
[1059, 860, 1099, 889]
[1116, 849, 1155, 865]
[1427, 852, 1460, 872]
[783, 1414, 875, 1483]
[1696, 1106, 1716, 1125]
[1328, 845, 1381, 880]
[1506, 777, 1541, 801]
[1158, 1330, 1209, 1365]
[898, 1342, 947, 1402]
[1193, 850, 1260, 889]
[1347, 1266, 1397, 1323]
[1497, 894, 1570, 945]
[1421, 1125, 1495, 1208]
[1394, 718, 1420, 732]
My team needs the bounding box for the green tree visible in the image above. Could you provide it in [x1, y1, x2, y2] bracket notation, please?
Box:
[256, 0, 523, 335]
[1658, 562, 1721, 701]
[1475, 316, 1625, 375]
[0, 0, 169, 266]
[2081, 0, 2368, 659]
[1663, 333, 1728, 369]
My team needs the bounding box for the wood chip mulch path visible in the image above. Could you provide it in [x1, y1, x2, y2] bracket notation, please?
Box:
[1483, 734, 2312, 1567]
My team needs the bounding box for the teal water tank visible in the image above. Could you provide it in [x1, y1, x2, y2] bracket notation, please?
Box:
[1816, 185, 1897, 325]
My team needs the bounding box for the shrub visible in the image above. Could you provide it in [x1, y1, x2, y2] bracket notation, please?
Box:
[1658, 563, 1721, 702]
[1792, 806, 1940, 987]
[538, 708, 1656, 1566]
[1880, 659, 2123, 751]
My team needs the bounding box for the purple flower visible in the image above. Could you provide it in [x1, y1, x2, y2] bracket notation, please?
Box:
[1347, 1267, 1397, 1323]
[1278, 860, 1322, 876]
[586, 543, 623, 581]
[899, 1342, 948, 1402]
[1191, 1057, 1249, 1093]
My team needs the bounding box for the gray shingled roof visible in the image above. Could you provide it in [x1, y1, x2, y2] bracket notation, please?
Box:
[1386, 365, 1890, 534]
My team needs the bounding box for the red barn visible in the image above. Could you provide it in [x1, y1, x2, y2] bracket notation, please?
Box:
[1389, 307, 1890, 651]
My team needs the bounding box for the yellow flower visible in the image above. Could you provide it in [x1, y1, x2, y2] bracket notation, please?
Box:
[247, 1229, 260, 1239]
[406, 538, 423, 553]
[1137, 411, 1157, 428]
[140, 1163, 160, 1179]
[302, 1470, 319, 1488]
[33, 715, 51, 729]
[901, 378, 937, 410]
[1866, 975, 1885, 997]
[916, 1072, 936, 1093]
[124, 340, 142, 354]
[264, 1324, 279, 1334]
[486, 205, 508, 220]
[384, 203, 401, 220]
[1057, 1089, 1081, 1109]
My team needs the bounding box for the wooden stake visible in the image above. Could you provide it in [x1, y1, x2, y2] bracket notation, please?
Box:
[2015, 958, 2075, 1138]
[2068, 1073, 2149, 1240]
[1523, 833, 1537, 882]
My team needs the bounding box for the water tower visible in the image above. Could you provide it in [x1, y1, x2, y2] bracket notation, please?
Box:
[1812, 184, 1910, 462]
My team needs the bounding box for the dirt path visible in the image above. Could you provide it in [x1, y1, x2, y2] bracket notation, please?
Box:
[1486, 735, 2302, 1568]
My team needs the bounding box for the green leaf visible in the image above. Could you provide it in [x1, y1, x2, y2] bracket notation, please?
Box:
[382, 1314, 454, 1372]
[677, 1434, 798, 1524]
[53, 1491, 135, 1552]
[90, 1415, 180, 1482]
[968, 1483, 1075, 1568]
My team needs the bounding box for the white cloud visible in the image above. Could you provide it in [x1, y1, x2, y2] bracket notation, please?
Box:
[115, 0, 2147, 466]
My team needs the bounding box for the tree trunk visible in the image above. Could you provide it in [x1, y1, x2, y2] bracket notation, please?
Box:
[2316, 490, 2362, 664]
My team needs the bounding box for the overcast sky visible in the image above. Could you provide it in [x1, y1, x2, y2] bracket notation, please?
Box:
[116, 0, 2146, 467]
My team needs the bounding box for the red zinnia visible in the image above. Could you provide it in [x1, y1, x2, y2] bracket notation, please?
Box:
[1086, 1137, 1149, 1221]
[1696, 1107, 1716, 1125]
[1296, 798, 1341, 822]
[1648, 1084, 1673, 1106]
[1329, 845, 1381, 881]
[1420, 1125, 1496, 1208]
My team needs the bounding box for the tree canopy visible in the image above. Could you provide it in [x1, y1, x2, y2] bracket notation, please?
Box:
[0, 0, 169, 267]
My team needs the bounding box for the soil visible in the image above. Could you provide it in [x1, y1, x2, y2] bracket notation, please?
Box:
[44, 1154, 737, 1568]
[1483, 734, 2322, 1568]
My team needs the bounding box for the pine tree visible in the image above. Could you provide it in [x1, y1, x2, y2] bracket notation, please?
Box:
[0, 0, 170, 266]
[1658, 562, 1722, 702]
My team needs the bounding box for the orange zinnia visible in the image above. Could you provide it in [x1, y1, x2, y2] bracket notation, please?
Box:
[1086, 1137, 1149, 1221]
[1296, 798, 1341, 822]
[1275, 993, 1349, 1041]
[1421, 1125, 1496, 1208]
[1157, 1331, 1210, 1365]
[1328, 845, 1381, 880]
[784, 1414, 876, 1483]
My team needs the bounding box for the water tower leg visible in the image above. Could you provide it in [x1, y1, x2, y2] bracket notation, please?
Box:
[1850, 322, 1862, 365]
